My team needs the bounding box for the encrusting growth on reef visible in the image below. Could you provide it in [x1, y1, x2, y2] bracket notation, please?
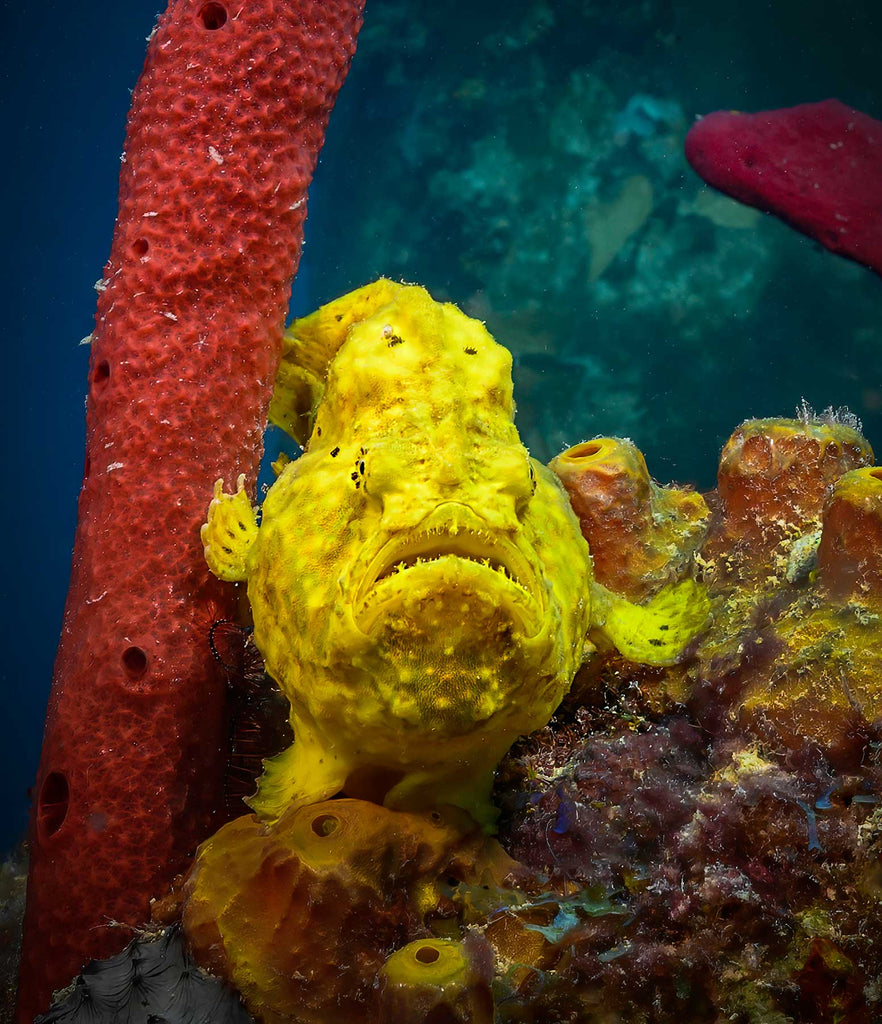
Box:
[38, 391, 882, 1024]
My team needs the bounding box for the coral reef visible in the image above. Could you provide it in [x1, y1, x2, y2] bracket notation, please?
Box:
[686, 100, 882, 276]
[18, 1, 365, 1018]
[496, 721, 882, 1023]
[28, 409, 882, 1023]
[491, 412, 882, 1022]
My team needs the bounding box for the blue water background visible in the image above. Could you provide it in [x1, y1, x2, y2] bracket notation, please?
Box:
[2, 1, 881, 853]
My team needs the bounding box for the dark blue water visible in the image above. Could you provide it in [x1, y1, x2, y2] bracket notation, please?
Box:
[3, 0, 881, 855]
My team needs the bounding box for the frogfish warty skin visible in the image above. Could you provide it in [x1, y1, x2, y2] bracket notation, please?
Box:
[202, 280, 707, 827]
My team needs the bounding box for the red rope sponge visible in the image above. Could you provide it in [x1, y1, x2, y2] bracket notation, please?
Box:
[685, 99, 882, 277]
[18, 1, 364, 1018]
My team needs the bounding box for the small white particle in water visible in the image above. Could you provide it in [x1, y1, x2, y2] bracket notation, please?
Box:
[162, 311, 178, 321]
[79, 334, 93, 346]
[94, 279, 109, 292]
[107, 462, 125, 472]
[208, 146, 224, 165]
[289, 197, 305, 211]
[142, 211, 159, 217]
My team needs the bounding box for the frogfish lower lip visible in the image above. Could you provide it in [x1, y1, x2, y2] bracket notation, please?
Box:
[353, 513, 544, 636]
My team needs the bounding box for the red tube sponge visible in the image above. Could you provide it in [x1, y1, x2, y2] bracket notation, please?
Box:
[685, 99, 882, 276]
[17, 0, 364, 1018]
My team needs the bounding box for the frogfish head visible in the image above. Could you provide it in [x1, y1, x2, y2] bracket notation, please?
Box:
[247, 281, 592, 748]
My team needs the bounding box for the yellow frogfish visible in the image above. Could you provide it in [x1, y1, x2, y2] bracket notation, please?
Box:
[202, 280, 707, 827]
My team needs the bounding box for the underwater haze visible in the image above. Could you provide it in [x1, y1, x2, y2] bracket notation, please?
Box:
[2, 0, 882, 856]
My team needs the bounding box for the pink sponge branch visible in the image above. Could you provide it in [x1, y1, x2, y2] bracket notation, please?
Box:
[685, 99, 882, 277]
[17, 0, 364, 1018]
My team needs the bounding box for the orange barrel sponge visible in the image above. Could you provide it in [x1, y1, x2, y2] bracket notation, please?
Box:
[817, 467, 882, 603]
[550, 437, 708, 601]
[18, 1, 364, 1018]
[734, 591, 882, 769]
[376, 937, 495, 1024]
[712, 417, 872, 566]
[181, 800, 497, 1024]
[689, 422, 882, 766]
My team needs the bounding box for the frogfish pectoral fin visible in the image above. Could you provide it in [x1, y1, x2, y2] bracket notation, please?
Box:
[201, 475, 259, 583]
[247, 728, 353, 824]
[591, 578, 711, 667]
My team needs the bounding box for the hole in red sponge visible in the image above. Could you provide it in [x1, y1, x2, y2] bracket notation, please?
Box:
[198, 2, 228, 29]
[92, 360, 110, 385]
[38, 771, 70, 839]
[415, 945, 441, 964]
[132, 237, 149, 257]
[310, 813, 340, 837]
[122, 646, 148, 679]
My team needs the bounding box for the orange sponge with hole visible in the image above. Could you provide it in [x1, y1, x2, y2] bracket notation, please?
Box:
[549, 437, 709, 602]
[181, 800, 502, 1024]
